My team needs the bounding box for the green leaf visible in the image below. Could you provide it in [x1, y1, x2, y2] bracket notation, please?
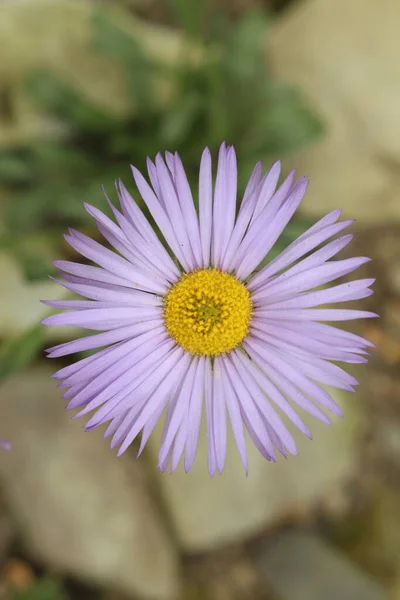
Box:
[0, 324, 44, 382]
[160, 93, 201, 144]
[3, 170, 120, 235]
[167, 0, 206, 38]
[227, 11, 269, 82]
[26, 70, 121, 134]
[257, 83, 324, 155]
[13, 252, 55, 283]
[30, 142, 96, 180]
[0, 153, 33, 185]
[4, 186, 90, 234]
[91, 10, 155, 110]
[11, 577, 67, 600]
[0, 231, 59, 282]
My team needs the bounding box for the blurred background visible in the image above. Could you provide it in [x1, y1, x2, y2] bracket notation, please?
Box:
[0, 0, 399, 599]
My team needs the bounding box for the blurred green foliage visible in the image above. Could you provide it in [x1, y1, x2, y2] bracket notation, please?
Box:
[0, 324, 44, 381]
[0, 1, 322, 377]
[11, 578, 67, 600]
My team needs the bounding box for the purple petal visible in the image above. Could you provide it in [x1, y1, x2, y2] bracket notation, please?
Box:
[245, 342, 332, 424]
[158, 357, 198, 468]
[184, 356, 206, 472]
[101, 345, 186, 444]
[116, 349, 190, 456]
[64, 230, 166, 294]
[42, 306, 161, 330]
[154, 154, 196, 270]
[199, 148, 213, 267]
[235, 177, 309, 279]
[53, 261, 140, 289]
[146, 157, 162, 200]
[254, 308, 377, 322]
[251, 161, 282, 221]
[86, 202, 177, 282]
[45, 320, 162, 358]
[42, 300, 120, 310]
[252, 258, 372, 305]
[248, 222, 354, 291]
[227, 354, 298, 455]
[212, 357, 228, 473]
[71, 335, 172, 414]
[230, 169, 295, 272]
[204, 357, 217, 476]
[222, 356, 278, 459]
[139, 355, 190, 456]
[132, 165, 188, 270]
[245, 338, 344, 416]
[234, 350, 312, 438]
[219, 357, 249, 472]
[250, 319, 368, 364]
[241, 161, 263, 207]
[46, 278, 162, 306]
[116, 182, 181, 279]
[263, 278, 375, 310]
[170, 417, 188, 472]
[212, 143, 228, 269]
[64, 328, 167, 392]
[173, 153, 203, 269]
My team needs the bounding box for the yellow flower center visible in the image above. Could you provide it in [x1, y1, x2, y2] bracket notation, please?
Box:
[164, 269, 252, 356]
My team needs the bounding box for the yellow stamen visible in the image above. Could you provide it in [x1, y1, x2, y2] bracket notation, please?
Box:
[164, 269, 252, 356]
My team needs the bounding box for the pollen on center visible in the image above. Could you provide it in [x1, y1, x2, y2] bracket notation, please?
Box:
[163, 269, 252, 356]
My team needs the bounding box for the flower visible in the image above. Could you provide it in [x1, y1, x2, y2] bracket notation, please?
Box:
[42, 143, 376, 474]
[0, 440, 11, 450]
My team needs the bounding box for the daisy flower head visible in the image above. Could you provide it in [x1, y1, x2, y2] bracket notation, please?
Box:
[43, 143, 376, 475]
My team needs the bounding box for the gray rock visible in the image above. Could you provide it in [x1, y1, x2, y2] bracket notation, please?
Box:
[0, 499, 15, 561]
[149, 389, 364, 551]
[269, 0, 400, 224]
[0, 368, 179, 600]
[0, 254, 67, 340]
[255, 530, 387, 600]
[376, 419, 400, 463]
[390, 575, 400, 600]
[384, 301, 400, 342]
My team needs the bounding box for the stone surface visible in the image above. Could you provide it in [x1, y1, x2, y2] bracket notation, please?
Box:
[0, 253, 71, 341]
[150, 389, 363, 551]
[390, 576, 400, 600]
[384, 301, 400, 343]
[347, 487, 400, 583]
[0, 496, 15, 562]
[269, 0, 400, 224]
[0, 0, 200, 147]
[255, 530, 387, 600]
[0, 368, 179, 600]
[375, 419, 400, 468]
